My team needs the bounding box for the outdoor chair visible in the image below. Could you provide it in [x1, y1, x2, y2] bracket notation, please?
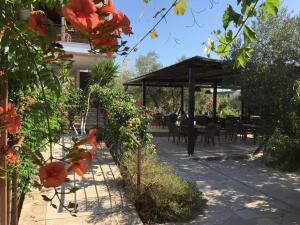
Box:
[204, 122, 221, 145]
[195, 115, 209, 126]
[224, 119, 236, 141]
[167, 122, 179, 143]
[236, 123, 247, 141]
[178, 120, 189, 144]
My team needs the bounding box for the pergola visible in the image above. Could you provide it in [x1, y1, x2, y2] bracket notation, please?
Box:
[124, 56, 241, 155]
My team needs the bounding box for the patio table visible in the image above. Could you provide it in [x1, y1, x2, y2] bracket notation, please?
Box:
[242, 123, 259, 144]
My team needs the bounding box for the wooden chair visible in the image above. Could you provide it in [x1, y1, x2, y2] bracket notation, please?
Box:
[167, 123, 179, 143]
[204, 123, 221, 145]
[224, 119, 236, 141]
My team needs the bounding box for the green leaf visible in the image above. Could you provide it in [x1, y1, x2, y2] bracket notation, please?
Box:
[216, 44, 231, 57]
[174, 0, 187, 16]
[222, 5, 243, 29]
[260, 0, 282, 18]
[235, 47, 253, 68]
[244, 25, 257, 42]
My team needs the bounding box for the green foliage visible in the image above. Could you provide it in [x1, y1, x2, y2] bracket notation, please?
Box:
[64, 87, 87, 129]
[207, 0, 282, 67]
[265, 130, 300, 172]
[89, 59, 119, 87]
[120, 147, 206, 223]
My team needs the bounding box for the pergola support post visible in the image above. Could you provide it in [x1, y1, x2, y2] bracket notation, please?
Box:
[188, 68, 195, 156]
[213, 81, 217, 122]
[180, 86, 184, 112]
[241, 88, 245, 120]
[142, 80, 146, 107]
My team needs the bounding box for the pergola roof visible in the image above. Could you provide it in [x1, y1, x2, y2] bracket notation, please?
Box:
[124, 56, 240, 88]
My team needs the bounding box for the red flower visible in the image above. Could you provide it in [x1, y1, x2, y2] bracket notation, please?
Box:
[140, 108, 145, 114]
[5, 149, 19, 165]
[103, 110, 110, 120]
[27, 11, 48, 36]
[97, 0, 114, 15]
[62, 0, 101, 33]
[91, 32, 118, 52]
[68, 160, 88, 176]
[39, 162, 67, 188]
[0, 145, 18, 164]
[0, 103, 21, 135]
[75, 128, 97, 150]
[111, 11, 131, 36]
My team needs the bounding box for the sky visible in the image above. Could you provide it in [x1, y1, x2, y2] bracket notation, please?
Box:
[112, 0, 300, 69]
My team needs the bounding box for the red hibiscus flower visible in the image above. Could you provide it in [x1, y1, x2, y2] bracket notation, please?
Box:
[62, 0, 101, 33]
[39, 162, 68, 188]
[27, 11, 49, 36]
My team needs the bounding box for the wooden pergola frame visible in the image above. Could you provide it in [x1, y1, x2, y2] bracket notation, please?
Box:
[124, 56, 241, 156]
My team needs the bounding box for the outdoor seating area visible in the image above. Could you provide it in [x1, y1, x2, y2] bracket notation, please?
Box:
[150, 113, 259, 146]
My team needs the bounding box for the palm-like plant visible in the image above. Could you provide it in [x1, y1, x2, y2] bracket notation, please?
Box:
[89, 59, 118, 87]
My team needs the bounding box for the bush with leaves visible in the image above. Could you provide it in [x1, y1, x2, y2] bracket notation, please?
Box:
[121, 146, 206, 223]
[264, 79, 300, 172]
[92, 86, 206, 223]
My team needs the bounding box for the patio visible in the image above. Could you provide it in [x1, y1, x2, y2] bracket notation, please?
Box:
[149, 126, 257, 160]
[153, 136, 300, 225]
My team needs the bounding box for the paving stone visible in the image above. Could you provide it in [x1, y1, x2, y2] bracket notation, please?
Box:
[235, 209, 259, 220]
[256, 218, 279, 225]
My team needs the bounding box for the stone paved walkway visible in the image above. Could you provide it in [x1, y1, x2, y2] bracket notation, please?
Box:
[19, 136, 142, 225]
[154, 137, 300, 225]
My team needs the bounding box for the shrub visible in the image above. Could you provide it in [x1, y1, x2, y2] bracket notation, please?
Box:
[120, 146, 207, 223]
[265, 130, 300, 172]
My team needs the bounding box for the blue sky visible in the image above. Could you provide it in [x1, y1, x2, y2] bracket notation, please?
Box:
[113, 0, 300, 68]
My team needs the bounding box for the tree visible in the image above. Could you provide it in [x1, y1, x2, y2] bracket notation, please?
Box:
[234, 9, 300, 135]
[135, 51, 163, 75]
[228, 9, 300, 170]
